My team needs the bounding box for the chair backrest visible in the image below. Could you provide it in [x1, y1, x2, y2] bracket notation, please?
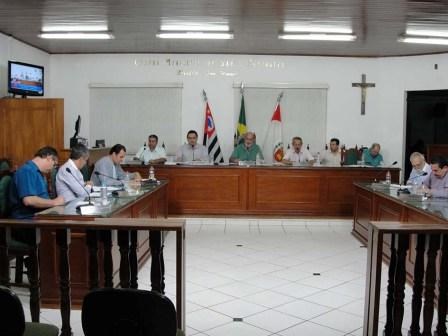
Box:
[0, 175, 12, 218]
[344, 148, 360, 165]
[82, 288, 177, 336]
[0, 286, 26, 336]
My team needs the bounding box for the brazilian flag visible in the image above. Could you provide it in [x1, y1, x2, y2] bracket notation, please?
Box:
[234, 95, 247, 147]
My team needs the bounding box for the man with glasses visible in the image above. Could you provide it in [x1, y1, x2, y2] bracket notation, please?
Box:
[9, 146, 65, 219]
[56, 144, 93, 203]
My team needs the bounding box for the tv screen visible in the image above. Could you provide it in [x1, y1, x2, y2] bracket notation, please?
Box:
[8, 61, 44, 97]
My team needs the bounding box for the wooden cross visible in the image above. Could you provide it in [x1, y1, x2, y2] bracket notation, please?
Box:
[352, 74, 375, 115]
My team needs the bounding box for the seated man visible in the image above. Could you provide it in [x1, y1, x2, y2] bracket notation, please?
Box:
[321, 138, 341, 166]
[9, 146, 65, 219]
[91, 144, 141, 186]
[422, 156, 448, 198]
[407, 152, 431, 185]
[363, 143, 383, 167]
[282, 137, 314, 165]
[176, 130, 208, 162]
[134, 134, 167, 165]
[56, 144, 93, 203]
[229, 132, 263, 163]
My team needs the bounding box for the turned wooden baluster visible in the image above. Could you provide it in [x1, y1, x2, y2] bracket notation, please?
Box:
[384, 234, 396, 336]
[409, 234, 426, 336]
[101, 230, 113, 288]
[435, 234, 448, 336]
[28, 229, 41, 323]
[0, 227, 10, 286]
[56, 229, 71, 336]
[422, 235, 441, 336]
[130, 230, 138, 289]
[149, 230, 162, 293]
[117, 230, 130, 288]
[86, 230, 99, 289]
[391, 233, 409, 336]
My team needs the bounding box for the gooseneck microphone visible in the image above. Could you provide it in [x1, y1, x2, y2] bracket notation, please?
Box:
[94, 171, 124, 186]
[408, 171, 428, 182]
[66, 167, 93, 205]
[191, 144, 195, 161]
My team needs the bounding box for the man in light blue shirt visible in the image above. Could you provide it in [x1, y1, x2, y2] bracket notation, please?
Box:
[363, 143, 383, 167]
[407, 152, 431, 185]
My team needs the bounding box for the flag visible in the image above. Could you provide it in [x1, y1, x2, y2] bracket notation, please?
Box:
[203, 102, 224, 163]
[262, 102, 284, 163]
[234, 95, 247, 147]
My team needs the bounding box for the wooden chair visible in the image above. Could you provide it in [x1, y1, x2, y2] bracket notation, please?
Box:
[82, 288, 183, 336]
[0, 286, 59, 336]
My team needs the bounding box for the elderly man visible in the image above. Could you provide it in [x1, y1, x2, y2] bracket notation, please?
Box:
[229, 131, 264, 163]
[135, 134, 167, 165]
[176, 130, 209, 162]
[9, 146, 65, 219]
[407, 152, 431, 185]
[56, 144, 93, 203]
[321, 138, 341, 166]
[282, 137, 314, 165]
[422, 156, 448, 198]
[363, 143, 383, 167]
[91, 144, 141, 186]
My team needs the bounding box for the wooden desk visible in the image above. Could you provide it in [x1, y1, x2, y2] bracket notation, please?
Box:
[37, 181, 168, 306]
[124, 164, 400, 217]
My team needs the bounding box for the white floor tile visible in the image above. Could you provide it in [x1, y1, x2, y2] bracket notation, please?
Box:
[303, 290, 356, 308]
[243, 290, 296, 308]
[209, 299, 267, 318]
[188, 289, 235, 307]
[310, 310, 364, 333]
[278, 321, 345, 336]
[206, 321, 271, 336]
[187, 308, 232, 332]
[274, 299, 334, 320]
[244, 309, 303, 333]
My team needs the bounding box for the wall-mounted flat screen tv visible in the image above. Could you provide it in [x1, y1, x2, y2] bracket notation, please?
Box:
[8, 61, 44, 97]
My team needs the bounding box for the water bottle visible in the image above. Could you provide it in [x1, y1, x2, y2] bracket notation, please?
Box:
[100, 181, 108, 205]
[316, 152, 321, 166]
[256, 153, 261, 165]
[149, 166, 155, 180]
[385, 170, 391, 185]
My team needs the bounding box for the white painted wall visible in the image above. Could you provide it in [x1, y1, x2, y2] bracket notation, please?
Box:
[1, 34, 448, 170]
[0, 33, 50, 98]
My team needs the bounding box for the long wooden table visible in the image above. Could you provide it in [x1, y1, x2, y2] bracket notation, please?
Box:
[124, 164, 400, 217]
[37, 181, 168, 306]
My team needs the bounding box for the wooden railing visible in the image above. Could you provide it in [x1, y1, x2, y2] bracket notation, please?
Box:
[0, 218, 185, 335]
[364, 221, 448, 336]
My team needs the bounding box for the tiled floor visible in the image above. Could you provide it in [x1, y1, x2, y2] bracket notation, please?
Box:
[13, 218, 429, 335]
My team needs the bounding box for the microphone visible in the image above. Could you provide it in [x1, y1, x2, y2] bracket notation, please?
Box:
[407, 171, 428, 182]
[94, 171, 124, 186]
[191, 144, 195, 161]
[65, 167, 93, 206]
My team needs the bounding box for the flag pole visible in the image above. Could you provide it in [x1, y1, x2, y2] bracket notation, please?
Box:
[277, 91, 284, 103]
[202, 89, 208, 102]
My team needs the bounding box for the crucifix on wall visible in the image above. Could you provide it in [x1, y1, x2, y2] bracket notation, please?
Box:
[352, 74, 375, 115]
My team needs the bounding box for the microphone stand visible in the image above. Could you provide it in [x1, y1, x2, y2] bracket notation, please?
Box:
[65, 167, 93, 207]
[373, 161, 398, 182]
[94, 171, 124, 187]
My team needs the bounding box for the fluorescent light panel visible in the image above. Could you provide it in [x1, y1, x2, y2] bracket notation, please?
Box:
[284, 25, 352, 34]
[156, 31, 233, 39]
[42, 25, 108, 32]
[399, 35, 448, 45]
[39, 32, 113, 39]
[279, 33, 356, 41]
[160, 24, 229, 31]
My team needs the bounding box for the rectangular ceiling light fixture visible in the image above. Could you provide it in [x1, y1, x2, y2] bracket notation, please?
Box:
[39, 32, 114, 39]
[158, 20, 233, 39]
[280, 24, 356, 41]
[42, 25, 109, 32]
[399, 28, 448, 45]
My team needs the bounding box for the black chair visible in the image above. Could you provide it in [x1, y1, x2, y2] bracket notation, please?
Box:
[82, 288, 179, 336]
[0, 286, 59, 336]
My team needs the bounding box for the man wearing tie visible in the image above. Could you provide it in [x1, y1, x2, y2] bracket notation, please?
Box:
[176, 130, 209, 162]
[229, 132, 264, 163]
[56, 144, 93, 203]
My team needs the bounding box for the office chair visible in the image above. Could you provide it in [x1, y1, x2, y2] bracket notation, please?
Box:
[0, 286, 59, 336]
[82, 288, 180, 336]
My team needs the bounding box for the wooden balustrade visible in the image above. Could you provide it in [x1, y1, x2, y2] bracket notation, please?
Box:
[0, 218, 185, 335]
[365, 222, 448, 336]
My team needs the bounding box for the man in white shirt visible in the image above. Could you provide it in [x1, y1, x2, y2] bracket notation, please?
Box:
[56, 144, 93, 203]
[176, 130, 209, 162]
[135, 134, 167, 165]
[282, 137, 315, 165]
[407, 152, 431, 185]
[321, 138, 342, 166]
